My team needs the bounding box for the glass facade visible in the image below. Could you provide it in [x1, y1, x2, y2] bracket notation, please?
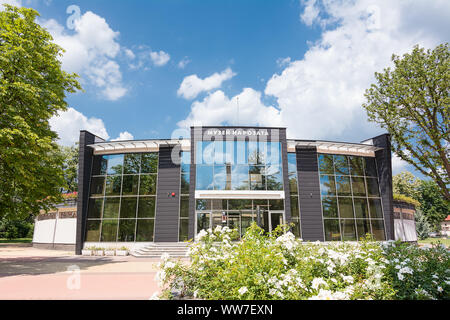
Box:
[179, 151, 190, 241]
[195, 141, 283, 191]
[85, 153, 158, 242]
[318, 154, 386, 241]
[287, 153, 301, 238]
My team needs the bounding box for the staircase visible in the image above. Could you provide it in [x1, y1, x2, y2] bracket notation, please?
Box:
[131, 242, 190, 258]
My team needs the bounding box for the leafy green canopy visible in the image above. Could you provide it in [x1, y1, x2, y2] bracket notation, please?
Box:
[0, 5, 81, 220]
[363, 43, 449, 201]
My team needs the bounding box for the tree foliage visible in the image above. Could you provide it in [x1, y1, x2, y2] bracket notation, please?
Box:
[363, 43, 449, 201]
[59, 144, 79, 193]
[393, 171, 421, 200]
[417, 180, 450, 231]
[0, 5, 81, 220]
[415, 209, 432, 240]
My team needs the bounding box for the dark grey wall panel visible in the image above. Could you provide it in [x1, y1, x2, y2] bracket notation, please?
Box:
[372, 134, 395, 240]
[297, 146, 324, 241]
[279, 129, 291, 222]
[75, 131, 99, 255]
[188, 127, 198, 240]
[154, 146, 181, 242]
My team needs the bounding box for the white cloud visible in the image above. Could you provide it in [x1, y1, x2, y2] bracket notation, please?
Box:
[392, 153, 409, 175]
[178, 56, 191, 69]
[43, 11, 127, 101]
[150, 50, 170, 66]
[177, 88, 282, 128]
[49, 108, 110, 146]
[177, 68, 237, 100]
[276, 57, 291, 67]
[124, 48, 135, 60]
[179, 0, 449, 142]
[112, 131, 134, 141]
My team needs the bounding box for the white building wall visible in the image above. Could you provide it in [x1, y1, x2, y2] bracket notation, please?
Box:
[33, 217, 76, 245]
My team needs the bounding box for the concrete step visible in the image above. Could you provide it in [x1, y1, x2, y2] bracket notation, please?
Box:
[130, 243, 190, 258]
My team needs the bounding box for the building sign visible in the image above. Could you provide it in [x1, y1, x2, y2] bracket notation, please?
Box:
[205, 129, 269, 137]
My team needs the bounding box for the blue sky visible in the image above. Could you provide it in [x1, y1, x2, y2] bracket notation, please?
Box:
[3, 0, 450, 176]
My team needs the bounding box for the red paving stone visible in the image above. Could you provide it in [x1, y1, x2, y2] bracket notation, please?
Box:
[0, 272, 160, 300]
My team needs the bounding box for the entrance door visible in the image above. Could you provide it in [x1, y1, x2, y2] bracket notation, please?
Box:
[255, 207, 284, 233]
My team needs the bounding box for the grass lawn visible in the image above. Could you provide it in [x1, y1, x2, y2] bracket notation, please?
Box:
[418, 237, 450, 247]
[0, 238, 32, 244]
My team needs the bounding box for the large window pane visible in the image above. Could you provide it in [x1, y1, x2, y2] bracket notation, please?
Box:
[123, 154, 141, 174]
[269, 199, 284, 211]
[318, 154, 334, 175]
[212, 199, 227, 211]
[181, 173, 190, 194]
[289, 174, 298, 194]
[136, 219, 154, 241]
[320, 175, 336, 196]
[234, 140, 248, 165]
[138, 197, 156, 218]
[369, 199, 383, 219]
[105, 176, 122, 196]
[100, 219, 118, 242]
[231, 165, 249, 190]
[364, 157, 377, 177]
[214, 140, 225, 165]
[371, 220, 386, 241]
[179, 219, 189, 241]
[356, 219, 371, 240]
[266, 165, 283, 191]
[366, 178, 380, 197]
[196, 166, 214, 190]
[291, 218, 301, 238]
[351, 177, 366, 197]
[141, 153, 158, 173]
[213, 165, 228, 190]
[229, 199, 252, 210]
[341, 219, 357, 241]
[334, 155, 349, 175]
[288, 153, 297, 175]
[120, 197, 137, 219]
[122, 175, 139, 195]
[336, 176, 351, 196]
[106, 155, 123, 175]
[118, 219, 136, 242]
[248, 141, 259, 165]
[180, 196, 189, 218]
[322, 196, 338, 218]
[338, 197, 354, 218]
[197, 213, 210, 233]
[354, 198, 369, 219]
[197, 141, 214, 165]
[139, 174, 157, 195]
[92, 156, 107, 176]
[103, 197, 120, 219]
[196, 199, 212, 211]
[291, 196, 299, 218]
[324, 219, 341, 241]
[349, 156, 364, 176]
[266, 142, 281, 165]
[87, 198, 103, 219]
[90, 177, 105, 197]
[181, 152, 191, 173]
[249, 166, 265, 190]
[85, 220, 101, 242]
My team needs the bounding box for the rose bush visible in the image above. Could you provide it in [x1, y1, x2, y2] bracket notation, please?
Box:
[156, 223, 449, 300]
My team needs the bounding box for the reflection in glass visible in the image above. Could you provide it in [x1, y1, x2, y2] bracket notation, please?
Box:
[338, 197, 354, 218]
[103, 197, 120, 219]
[269, 199, 284, 211]
[122, 175, 139, 195]
[196, 166, 214, 190]
[90, 177, 105, 197]
[101, 219, 118, 242]
[289, 174, 298, 194]
[320, 175, 336, 196]
[334, 155, 349, 175]
[336, 176, 351, 196]
[197, 213, 210, 233]
[266, 142, 281, 165]
[179, 219, 189, 241]
[354, 198, 369, 218]
[369, 199, 383, 219]
[249, 166, 265, 190]
[138, 197, 155, 218]
[212, 199, 227, 211]
[85, 220, 101, 241]
[351, 177, 366, 197]
[214, 140, 225, 165]
[123, 154, 141, 174]
[141, 153, 158, 173]
[120, 197, 137, 219]
[371, 220, 386, 240]
[213, 165, 227, 190]
[196, 199, 212, 211]
[349, 156, 364, 176]
[356, 219, 371, 240]
[322, 196, 338, 218]
[366, 178, 380, 197]
[118, 219, 136, 242]
[291, 218, 301, 238]
[180, 196, 189, 218]
[136, 219, 154, 241]
[266, 165, 283, 191]
[324, 219, 341, 241]
[234, 140, 248, 165]
[231, 165, 249, 190]
[92, 155, 107, 176]
[364, 157, 377, 177]
[181, 152, 191, 173]
[241, 212, 254, 236]
[139, 175, 157, 195]
[105, 176, 121, 196]
[318, 154, 334, 174]
[88, 198, 103, 219]
[291, 196, 299, 218]
[229, 199, 252, 210]
[181, 173, 190, 194]
[106, 154, 124, 175]
[340, 219, 357, 241]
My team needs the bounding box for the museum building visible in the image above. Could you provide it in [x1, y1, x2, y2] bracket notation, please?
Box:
[75, 126, 394, 254]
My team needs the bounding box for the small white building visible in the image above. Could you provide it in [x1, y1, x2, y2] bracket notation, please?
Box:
[441, 215, 450, 237]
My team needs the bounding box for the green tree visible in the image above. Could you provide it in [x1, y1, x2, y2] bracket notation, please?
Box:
[415, 208, 431, 240]
[0, 5, 81, 220]
[363, 43, 449, 201]
[393, 171, 421, 199]
[417, 180, 450, 231]
[59, 144, 79, 193]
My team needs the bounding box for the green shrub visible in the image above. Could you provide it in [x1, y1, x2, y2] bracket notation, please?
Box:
[156, 223, 449, 300]
[0, 219, 34, 239]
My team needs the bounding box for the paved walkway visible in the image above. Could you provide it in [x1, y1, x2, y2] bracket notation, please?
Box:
[0, 246, 187, 300]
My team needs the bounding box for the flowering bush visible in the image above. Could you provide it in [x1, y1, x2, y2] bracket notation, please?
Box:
[156, 223, 449, 300]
